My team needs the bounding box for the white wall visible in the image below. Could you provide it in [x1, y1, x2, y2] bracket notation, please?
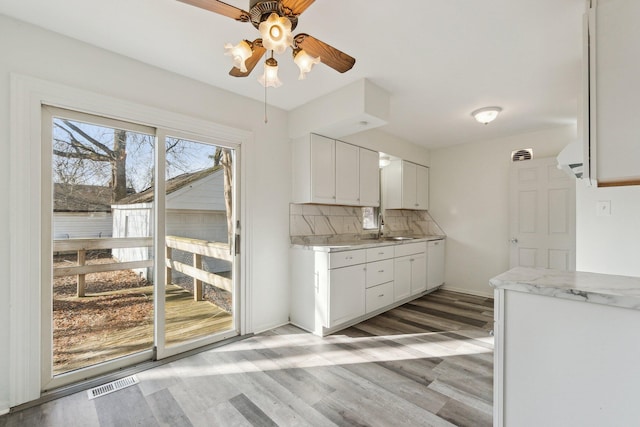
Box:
[429, 125, 576, 296]
[576, 184, 640, 277]
[0, 13, 290, 411]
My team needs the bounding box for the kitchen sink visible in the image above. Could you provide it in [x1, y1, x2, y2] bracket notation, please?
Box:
[384, 236, 415, 241]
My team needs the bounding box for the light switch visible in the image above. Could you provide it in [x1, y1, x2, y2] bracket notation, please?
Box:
[597, 200, 611, 216]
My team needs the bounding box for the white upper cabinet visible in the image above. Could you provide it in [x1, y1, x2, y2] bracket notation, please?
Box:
[292, 134, 380, 207]
[335, 141, 360, 205]
[586, 0, 640, 186]
[382, 160, 429, 210]
[359, 147, 380, 206]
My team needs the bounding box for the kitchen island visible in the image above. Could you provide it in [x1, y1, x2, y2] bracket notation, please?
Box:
[490, 267, 640, 426]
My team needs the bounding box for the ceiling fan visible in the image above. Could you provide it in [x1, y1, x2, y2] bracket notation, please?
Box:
[178, 0, 356, 86]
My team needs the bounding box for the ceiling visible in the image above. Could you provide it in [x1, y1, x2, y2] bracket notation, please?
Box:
[0, 0, 585, 149]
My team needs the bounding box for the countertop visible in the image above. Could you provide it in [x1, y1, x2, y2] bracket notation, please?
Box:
[490, 267, 640, 311]
[291, 235, 446, 252]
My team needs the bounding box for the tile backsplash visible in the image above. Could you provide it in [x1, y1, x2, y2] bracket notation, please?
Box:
[290, 204, 444, 244]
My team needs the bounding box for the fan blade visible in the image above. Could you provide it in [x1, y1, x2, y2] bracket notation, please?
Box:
[295, 34, 355, 73]
[229, 44, 267, 77]
[177, 0, 250, 22]
[281, 0, 315, 15]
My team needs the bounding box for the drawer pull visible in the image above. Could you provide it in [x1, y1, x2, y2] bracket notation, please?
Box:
[378, 252, 385, 255]
[378, 270, 384, 273]
[345, 256, 352, 260]
[378, 294, 385, 298]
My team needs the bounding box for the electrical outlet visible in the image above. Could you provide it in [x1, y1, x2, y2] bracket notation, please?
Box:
[596, 200, 611, 216]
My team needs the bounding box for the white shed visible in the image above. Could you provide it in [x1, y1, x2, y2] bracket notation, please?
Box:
[111, 166, 229, 280]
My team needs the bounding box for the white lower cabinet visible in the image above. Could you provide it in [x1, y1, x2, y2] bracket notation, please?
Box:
[329, 264, 366, 327]
[427, 239, 445, 289]
[290, 239, 438, 336]
[366, 282, 394, 313]
[394, 242, 428, 300]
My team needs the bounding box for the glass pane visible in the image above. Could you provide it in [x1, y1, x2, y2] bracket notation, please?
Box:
[164, 137, 234, 347]
[51, 117, 155, 375]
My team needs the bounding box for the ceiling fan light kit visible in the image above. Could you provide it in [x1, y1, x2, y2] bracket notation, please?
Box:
[178, 0, 355, 87]
[471, 106, 502, 124]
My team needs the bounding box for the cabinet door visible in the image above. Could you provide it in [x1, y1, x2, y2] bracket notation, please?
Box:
[335, 141, 360, 205]
[427, 240, 445, 289]
[310, 134, 336, 204]
[359, 148, 380, 207]
[402, 161, 418, 209]
[394, 255, 412, 301]
[415, 165, 429, 210]
[329, 264, 365, 327]
[592, 0, 640, 185]
[410, 252, 427, 295]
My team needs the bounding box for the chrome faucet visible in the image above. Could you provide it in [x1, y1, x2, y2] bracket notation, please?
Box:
[376, 212, 384, 239]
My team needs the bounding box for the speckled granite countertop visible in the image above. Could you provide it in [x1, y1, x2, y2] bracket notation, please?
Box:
[490, 267, 640, 311]
[291, 235, 446, 252]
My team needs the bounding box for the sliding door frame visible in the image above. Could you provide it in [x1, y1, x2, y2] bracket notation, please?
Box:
[9, 74, 252, 406]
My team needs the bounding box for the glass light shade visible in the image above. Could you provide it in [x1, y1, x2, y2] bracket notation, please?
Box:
[258, 57, 282, 88]
[293, 49, 320, 80]
[472, 106, 502, 124]
[259, 13, 293, 54]
[224, 40, 252, 72]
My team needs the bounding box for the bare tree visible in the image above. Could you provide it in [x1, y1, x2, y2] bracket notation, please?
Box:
[54, 120, 128, 202]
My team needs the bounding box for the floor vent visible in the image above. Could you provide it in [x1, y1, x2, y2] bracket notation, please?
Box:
[87, 375, 139, 400]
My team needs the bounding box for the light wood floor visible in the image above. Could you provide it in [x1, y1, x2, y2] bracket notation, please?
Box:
[0, 289, 494, 427]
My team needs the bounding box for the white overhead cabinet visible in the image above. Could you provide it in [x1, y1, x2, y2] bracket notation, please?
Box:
[382, 159, 429, 210]
[584, 0, 640, 186]
[292, 133, 380, 206]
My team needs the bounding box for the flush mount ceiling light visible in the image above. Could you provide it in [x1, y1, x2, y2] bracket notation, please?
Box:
[178, 0, 356, 87]
[472, 106, 502, 125]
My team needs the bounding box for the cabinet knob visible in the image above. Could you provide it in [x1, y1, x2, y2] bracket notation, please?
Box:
[378, 270, 384, 273]
[378, 252, 384, 255]
[378, 294, 385, 298]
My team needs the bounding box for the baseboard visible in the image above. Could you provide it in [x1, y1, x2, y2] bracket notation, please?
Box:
[252, 320, 290, 335]
[441, 285, 494, 299]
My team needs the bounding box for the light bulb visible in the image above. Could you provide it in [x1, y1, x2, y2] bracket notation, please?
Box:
[258, 57, 282, 88]
[293, 49, 320, 80]
[259, 13, 293, 54]
[224, 40, 252, 72]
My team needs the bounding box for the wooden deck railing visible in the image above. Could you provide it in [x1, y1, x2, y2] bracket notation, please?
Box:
[53, 237, 153, 297]
[53, 235, 231, 300]
[165, 235, 232, 301]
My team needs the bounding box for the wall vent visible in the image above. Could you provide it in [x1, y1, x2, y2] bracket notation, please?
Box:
[87, 375, 139, 400]
[511, 148, 533, 162]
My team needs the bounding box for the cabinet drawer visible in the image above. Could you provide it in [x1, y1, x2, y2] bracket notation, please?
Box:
[366, 245, 395, 262]
[366, 259, 394, 287]
[394, 241, 427, 257]
[329, 249, 366, 269]
[366, 282, 394, 313]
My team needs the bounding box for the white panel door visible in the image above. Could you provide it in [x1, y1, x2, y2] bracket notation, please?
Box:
[310, 134, 336, 203]
[335, 141, 359, 205]
[509, 157, 576, 270]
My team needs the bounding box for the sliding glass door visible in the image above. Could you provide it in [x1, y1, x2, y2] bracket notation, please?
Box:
[42, 107, 240, 390]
